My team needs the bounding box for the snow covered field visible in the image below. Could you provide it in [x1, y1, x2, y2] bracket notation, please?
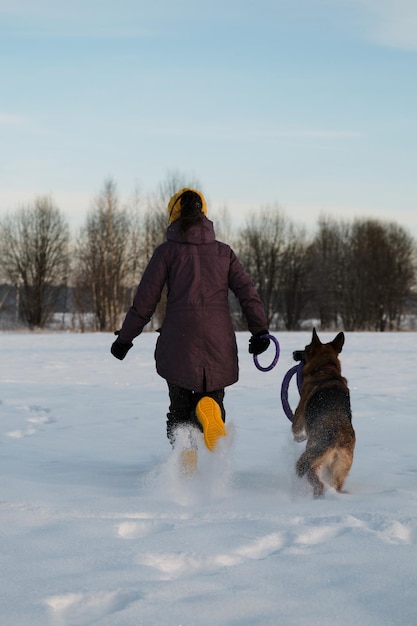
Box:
[1, 330, 416, 626]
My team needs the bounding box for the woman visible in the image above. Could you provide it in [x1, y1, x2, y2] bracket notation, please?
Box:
[111, 188, 269, 473]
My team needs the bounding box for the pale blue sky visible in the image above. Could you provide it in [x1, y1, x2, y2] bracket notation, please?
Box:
[1, 0, 417, 236]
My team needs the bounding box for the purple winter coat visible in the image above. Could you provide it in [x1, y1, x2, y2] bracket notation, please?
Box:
[118, 216, 268, 392]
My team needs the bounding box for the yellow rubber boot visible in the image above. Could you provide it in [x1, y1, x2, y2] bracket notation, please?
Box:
[179, 448, 198, 477]
[196, 397, 227, 452]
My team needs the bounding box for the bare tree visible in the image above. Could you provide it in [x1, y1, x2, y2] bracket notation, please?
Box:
[279, 224, 310, 330]
[333, 218, 416, 331]
[236, 206, 288, 328]
[212, 204, 234, 244]
[0, 196, 69, 328]
[73, 179, 140, 331]
[367, 220, 414, 330]
[386, 224, 416, 328]
[308, 216, 347, 329]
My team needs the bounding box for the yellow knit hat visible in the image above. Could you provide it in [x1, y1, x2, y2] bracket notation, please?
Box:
[167, 188, 207, 224]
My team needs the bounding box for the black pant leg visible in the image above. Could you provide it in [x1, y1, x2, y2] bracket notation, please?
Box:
[166, 382, 226, 444]
[166, 383, 200, 444]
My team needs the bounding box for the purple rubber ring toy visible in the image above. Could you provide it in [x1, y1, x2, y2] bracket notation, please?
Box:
[253, 334, 280, 372]
[280, 362, 303, 422]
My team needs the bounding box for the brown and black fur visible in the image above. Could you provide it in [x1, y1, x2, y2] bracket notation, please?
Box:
[292, 328, 355, 497]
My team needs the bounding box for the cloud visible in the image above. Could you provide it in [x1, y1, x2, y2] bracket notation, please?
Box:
[347, 0, 417, 50]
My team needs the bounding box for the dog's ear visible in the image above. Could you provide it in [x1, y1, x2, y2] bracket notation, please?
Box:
[312, 327, 321, 347]
[331, 332, 345, 354]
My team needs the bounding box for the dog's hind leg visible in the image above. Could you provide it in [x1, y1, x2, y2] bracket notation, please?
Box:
[308, 467, 325, 498]
[296, 452, 324, 497]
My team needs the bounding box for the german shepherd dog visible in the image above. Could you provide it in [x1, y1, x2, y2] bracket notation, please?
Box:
[292, 328, 355, 497]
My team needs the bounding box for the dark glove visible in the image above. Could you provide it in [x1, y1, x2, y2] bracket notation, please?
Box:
[248, 331, 270, 355]
[111, 330, 133, 361]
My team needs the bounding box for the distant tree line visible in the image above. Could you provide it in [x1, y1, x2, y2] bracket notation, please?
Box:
[0, 174, 416, 332]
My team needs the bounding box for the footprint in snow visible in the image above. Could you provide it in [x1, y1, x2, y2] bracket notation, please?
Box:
[289, 514, 414, 550]
[6, 404, 55, 439]
[117, 519, 174, 539]
[137, 512, 415, 581]
[137, 531, 285, 579]
[44, 588, 141, 625]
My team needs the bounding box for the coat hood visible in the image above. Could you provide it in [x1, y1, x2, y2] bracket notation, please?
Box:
[166, 215, 215, 245]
